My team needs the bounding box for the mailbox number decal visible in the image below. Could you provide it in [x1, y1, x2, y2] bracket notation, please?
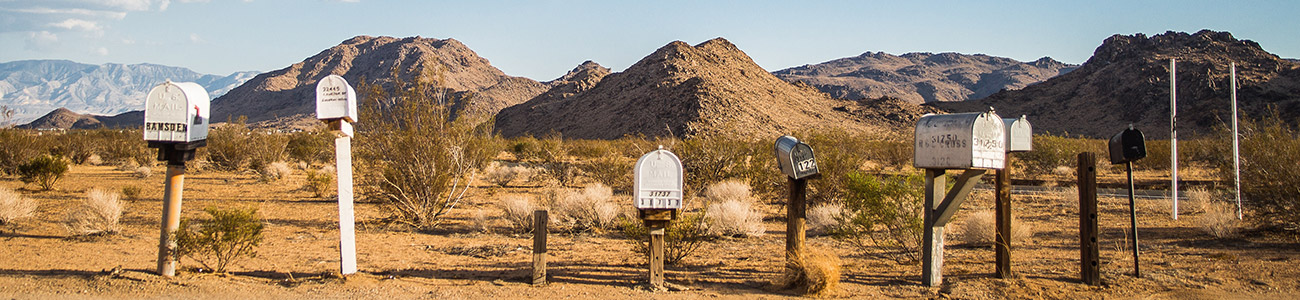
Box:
[796, 158, 816, 172]
[320, 85, 348, 102]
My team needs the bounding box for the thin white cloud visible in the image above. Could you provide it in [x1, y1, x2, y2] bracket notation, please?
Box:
[25, 31, 59, 51]
[93, 47, 110, 56]
[189, 33, 205, 44]
[51, 18, 102, 32]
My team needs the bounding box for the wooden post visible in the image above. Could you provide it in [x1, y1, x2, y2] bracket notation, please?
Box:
[1078, 153, 1100, 285]
[532, 210, 548, 286]
[1126, 162, 1141, 278]
[786, 177, 808, 269]
[648, 221, 666, 288]
[995, 168, 1012, 278]
[334, 134, 357, 275]
[157, 164, 186, 277]
[922, 169, 946, 286]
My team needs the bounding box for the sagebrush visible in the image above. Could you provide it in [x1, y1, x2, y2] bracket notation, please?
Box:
[19, 154, 69, 191]
[64, 188, 123, 236]
[174, 207, 264, 273]
[0, 187, 37, 226]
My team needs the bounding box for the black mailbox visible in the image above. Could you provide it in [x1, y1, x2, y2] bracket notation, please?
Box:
[1108, 126, 1147, 164]
[774, 135, 820, 180]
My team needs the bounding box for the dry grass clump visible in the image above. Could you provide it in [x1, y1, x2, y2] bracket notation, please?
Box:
[553, 183, 618, 232]
[703, 180, 765, 237]
[499, 195, 538, 233]
[115, 159, 140, 172]
[953, 210, 1034, 246]
[1197, 196, 1245, 238]
[257, 161, 292, 182]
[807, 203, 845, 236]
[0, 187, 38, 226]
[64, 188, 123, 236]
[1054, 186, 1080, 212]
[303, 166, 335, 198]
[84, 154, 103, 166]
[778, 248, 841, 296]
[1183, 187, 1214, 215]
[120, 186, 142, 200]
[485, 162, 534, 187]
[133, 166, 153, 178]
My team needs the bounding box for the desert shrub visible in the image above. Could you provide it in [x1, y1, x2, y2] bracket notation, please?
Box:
[1207, 116, 1300, 227]
[1017, 134, 1105, 177]
[257, 161, 292, 182]
[620, 210, 710, 265]
[498, 195, 537, 233]
[778, 248, 841, 296]
[84, 154, 103, 166]
[303, 167, 335, 198]
[953, 210, 1034, 246]
[174, 207, 264, 273]
[508, 135, 547, 161]
[121, 186, 142, 200]
[807, 203, 845, 236]
[354, 72, 500, 231]
[578, 156, 633, 193]
[1198, 199, 1245, 238]
[1054, 186, 1080, 212]
[798, 130, 875, 202]
[1183, 187, 1215, 215]
[0, 129, 45, 175]
[64, 188, 123, 236]
[133, 166, 153, 178]
[675, 133, 781, 198]
[832, 171, 925, 262]
[18, 154, 69, 191]
[0, 187, 38, 226]
[285, 130, 334, 165]
[565, 139, 618, 159]
[485, 162, 533, 187]
[702, 180, 765, 237]
[534, 134, 579, 187]
[95, 129, 153, 167]
[206, 118, 289, 171]
[553, 183, 619, 232]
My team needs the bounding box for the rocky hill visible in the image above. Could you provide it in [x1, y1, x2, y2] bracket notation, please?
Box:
[495, 38, 930, 139]
[937, 30, 1300, 138]
[212, 36, 548, 125]
[773, 52, 1077, 103]
[0, 60, 255, 124]
[18, 107, 142, 129]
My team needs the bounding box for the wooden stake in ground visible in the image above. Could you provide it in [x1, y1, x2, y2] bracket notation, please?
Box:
[995, 168, 1012, 278]
[1078, 152, 1100, 286]
[317, 75, 359, 276]
[532, 210, 548, 286]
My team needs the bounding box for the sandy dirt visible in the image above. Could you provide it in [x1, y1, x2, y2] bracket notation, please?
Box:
[2, 164, 1298, 299]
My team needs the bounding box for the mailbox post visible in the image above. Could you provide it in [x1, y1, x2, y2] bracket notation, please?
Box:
[143, 80, 210, 277]
[633, 146, 683, 289]
[913, 109, 1006, 286]
[315, 74, 359, 275]
[996, 116, 1032, 278]
[774, 136, 820, 273]
[1108, 125, 1147, 278]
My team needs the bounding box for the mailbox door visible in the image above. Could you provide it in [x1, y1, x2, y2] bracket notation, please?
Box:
[789, 143, 819, 179]
[1003, 117, 1032, 152]
[633, 149, 684, 209]
[144, 81, 209, 143]
[316, 75, 358, 122]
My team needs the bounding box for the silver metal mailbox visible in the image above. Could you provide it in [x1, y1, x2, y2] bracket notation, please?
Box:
[315, 74, 358, 123]
[913, 109, 1006, 169]
[774, 135, 819, 180]
[1002, 115, 1032, 152]
[633, 147, 684, 210]
[143, 80, 210, 144]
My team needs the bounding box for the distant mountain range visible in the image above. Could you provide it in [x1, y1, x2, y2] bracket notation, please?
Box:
[774, 52, 1077, 103]
[0, 60, 257, 124]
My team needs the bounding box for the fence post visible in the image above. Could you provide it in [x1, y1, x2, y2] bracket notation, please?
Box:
[532, 210, 548, 286]
[995, 168, 1012, 278]
[1078, 152, 1100, 286]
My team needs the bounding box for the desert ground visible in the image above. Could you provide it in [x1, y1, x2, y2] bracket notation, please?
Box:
[2, 162, 1298, 299]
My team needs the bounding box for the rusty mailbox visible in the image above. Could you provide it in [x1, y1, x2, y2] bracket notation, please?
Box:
[774, 135, 820, 180]
[914, 109, 1007, 170]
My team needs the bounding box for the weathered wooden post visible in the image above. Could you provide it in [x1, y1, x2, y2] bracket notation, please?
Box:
[996, 116, 1033, 278]
[143, 80, 210, 277]
[633, 146, 683, 289]
[913, 109, 1007, 286]
[316, 74, 360, 275]
[532, 210, 548, 286]
[1078, 152, 1100, 285]
[1108, 125, 1147, 278]
[774, 136, 820, 272]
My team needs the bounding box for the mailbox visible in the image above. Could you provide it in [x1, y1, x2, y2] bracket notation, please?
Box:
[1108, 126, 1147, 164]
[1003, 115, 1032, 153]
[143, 80, 210, 144]
[633, 147, 684, 210]
[315, 74, 358, 122]
[774, 135, 820, 180]
[913, 109, 1006, 169]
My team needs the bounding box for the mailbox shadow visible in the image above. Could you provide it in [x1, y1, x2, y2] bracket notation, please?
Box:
[0, 268, 153, 280]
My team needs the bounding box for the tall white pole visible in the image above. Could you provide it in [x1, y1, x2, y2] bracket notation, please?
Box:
[1231, 62, 1242, 220]
[336, 134, 357, 275]
[1171, 58, 1179, 220]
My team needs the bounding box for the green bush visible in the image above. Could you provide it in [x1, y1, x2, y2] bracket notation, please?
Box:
[1016, 134, 1105, 177]
[18, 154, 69, 191]
[578, 156, 634, 193]
[286, 130, 334, 165]
[674, 133, 781, 199]
[0, 129, 45, 175]
[620, 211, 710, 265]
[832, 171, 926, 262]
[1212, 116, 1300, 227]
[303, 167, 335, 198]
[174, 207, 264, 274]
[206, 118, 289, 171]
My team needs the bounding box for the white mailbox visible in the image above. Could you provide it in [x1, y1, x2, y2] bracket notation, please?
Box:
[316, 74, 358, 123]
[1003, 115, 1032, 153]
[913, 109, 1006, 169]
[143, 80, 210, 143]
[633, 147, 684, 210]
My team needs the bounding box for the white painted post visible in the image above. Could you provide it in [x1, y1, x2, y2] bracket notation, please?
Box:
[1170, 58, 1179, 220]
[336, 134, 357, 275]
[1231, 62, 1242, 220]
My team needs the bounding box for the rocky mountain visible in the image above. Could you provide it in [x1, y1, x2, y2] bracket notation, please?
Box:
[773, 52, 1077, 103]
[18, 107, 142, 130]
[495, 38, 931, 139]
[212, 36, 548, 125]
[0, 60, 256, 124]
[937, 30, 1300, 138]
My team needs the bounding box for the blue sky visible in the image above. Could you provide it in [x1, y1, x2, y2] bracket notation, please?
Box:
[2, 0, 1297, 80]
